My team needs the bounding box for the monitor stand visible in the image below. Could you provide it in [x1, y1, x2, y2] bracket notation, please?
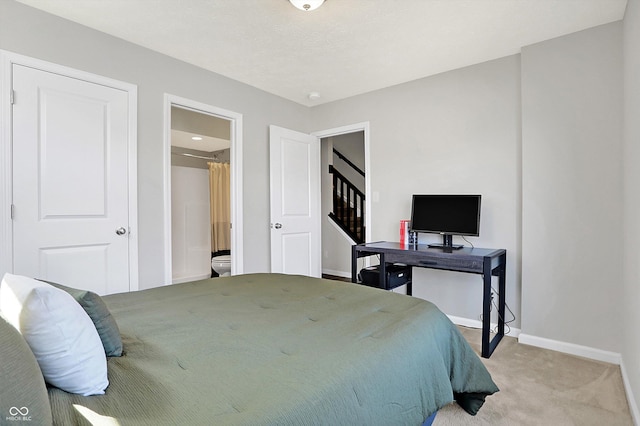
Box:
[427, 235, 463, 250]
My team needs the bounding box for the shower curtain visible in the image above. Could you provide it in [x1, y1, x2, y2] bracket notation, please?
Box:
[207, 162, 231, 253]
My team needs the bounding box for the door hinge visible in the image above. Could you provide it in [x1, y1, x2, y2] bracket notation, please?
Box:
[10, 204, 15, 220]
[10, 90, 15, 105]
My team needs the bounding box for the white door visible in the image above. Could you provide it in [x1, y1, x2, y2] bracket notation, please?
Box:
[12, 64, 131, 295]
[269, 125, 321, 277]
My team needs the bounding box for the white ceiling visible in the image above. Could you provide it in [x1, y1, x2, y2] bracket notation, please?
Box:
[171, 129, 230, 153]
[17, 0, 628, 106]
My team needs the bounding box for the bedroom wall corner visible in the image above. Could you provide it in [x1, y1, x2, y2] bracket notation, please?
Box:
[521, 22, 624, 353]
[622, 0, 640, 421]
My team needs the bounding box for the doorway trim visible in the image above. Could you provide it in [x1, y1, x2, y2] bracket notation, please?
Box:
[163, 94, 244, 284]
[0, 50, 139, 290]
[313, 122, 371, 243]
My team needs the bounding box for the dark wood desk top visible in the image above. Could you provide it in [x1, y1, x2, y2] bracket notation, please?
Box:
[357, 241, 504, 256]
[354, 241, 506, 274]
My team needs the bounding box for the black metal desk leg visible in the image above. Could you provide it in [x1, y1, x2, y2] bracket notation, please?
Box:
[378, 255, 387, 289]
[497, 255, 506, 336]
[351, 245, 358, 283]
[481, 257, 492, 358]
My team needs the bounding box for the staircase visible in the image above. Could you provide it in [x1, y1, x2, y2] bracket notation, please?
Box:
[328, 154, 365, 244]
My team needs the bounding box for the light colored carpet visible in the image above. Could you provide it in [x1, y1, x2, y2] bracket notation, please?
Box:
[433, 327, 634, 426]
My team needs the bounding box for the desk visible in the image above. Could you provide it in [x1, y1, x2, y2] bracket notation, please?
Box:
[352, 241, 506, 358]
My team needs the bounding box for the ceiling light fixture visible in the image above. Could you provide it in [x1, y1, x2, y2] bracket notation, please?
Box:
[191, 136, 203, 141]
[308, 92, 321, 101]
[289, 0, 325, 11]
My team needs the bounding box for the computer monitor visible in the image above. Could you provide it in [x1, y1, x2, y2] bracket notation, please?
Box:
[410, 194, 481, 249]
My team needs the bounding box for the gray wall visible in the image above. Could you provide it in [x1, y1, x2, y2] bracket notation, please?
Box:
[521, 23, 623, 351]
[623, 0, 640, 415]
[312, 55, 522, 328]
[0, 0, 311, 289]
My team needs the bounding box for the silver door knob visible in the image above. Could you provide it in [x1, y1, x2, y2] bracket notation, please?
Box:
[274, 223, 282, 229]
[115, 227, 127, 235]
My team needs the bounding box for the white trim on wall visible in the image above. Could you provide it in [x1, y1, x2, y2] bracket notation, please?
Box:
[0, 51, 13, 279]
[163, 94, 244, 284]
[0, 49, 139, 291]
[620, 359, 640, 426]
[517, 331, 640, 420]
[518, 333, 621, 365]
[450, 310, 638, 423]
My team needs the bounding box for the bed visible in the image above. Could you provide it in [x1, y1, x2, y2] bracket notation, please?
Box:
[1, 273, 498, 425]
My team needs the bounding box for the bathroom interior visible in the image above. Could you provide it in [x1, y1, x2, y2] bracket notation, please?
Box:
[170, 106, 231, 283]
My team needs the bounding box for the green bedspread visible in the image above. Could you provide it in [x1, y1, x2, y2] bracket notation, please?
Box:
[48, 273, 498, 425]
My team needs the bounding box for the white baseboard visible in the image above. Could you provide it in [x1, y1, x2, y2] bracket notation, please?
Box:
[449, 320, 637, 424]
[322, 268, 351, 278]
[517, 333, 621, 365]
[517, 334, 638, 424]
[447, 315, 521, 338]
[620, 359, 640, 426]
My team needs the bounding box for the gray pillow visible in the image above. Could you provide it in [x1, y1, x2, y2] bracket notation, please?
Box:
[0, 315, 53, 425]
[42, 280, 123, 357]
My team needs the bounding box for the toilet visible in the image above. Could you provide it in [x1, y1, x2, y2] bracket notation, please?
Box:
[211, 254, 231, 277]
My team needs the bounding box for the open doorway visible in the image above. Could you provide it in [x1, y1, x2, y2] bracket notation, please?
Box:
[170, 107, 231, 283]
[164, 95, 244, 285]
[314, 123, 370, 279]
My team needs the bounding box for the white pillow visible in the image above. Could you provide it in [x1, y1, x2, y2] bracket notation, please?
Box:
[0, 273, 108, 396]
